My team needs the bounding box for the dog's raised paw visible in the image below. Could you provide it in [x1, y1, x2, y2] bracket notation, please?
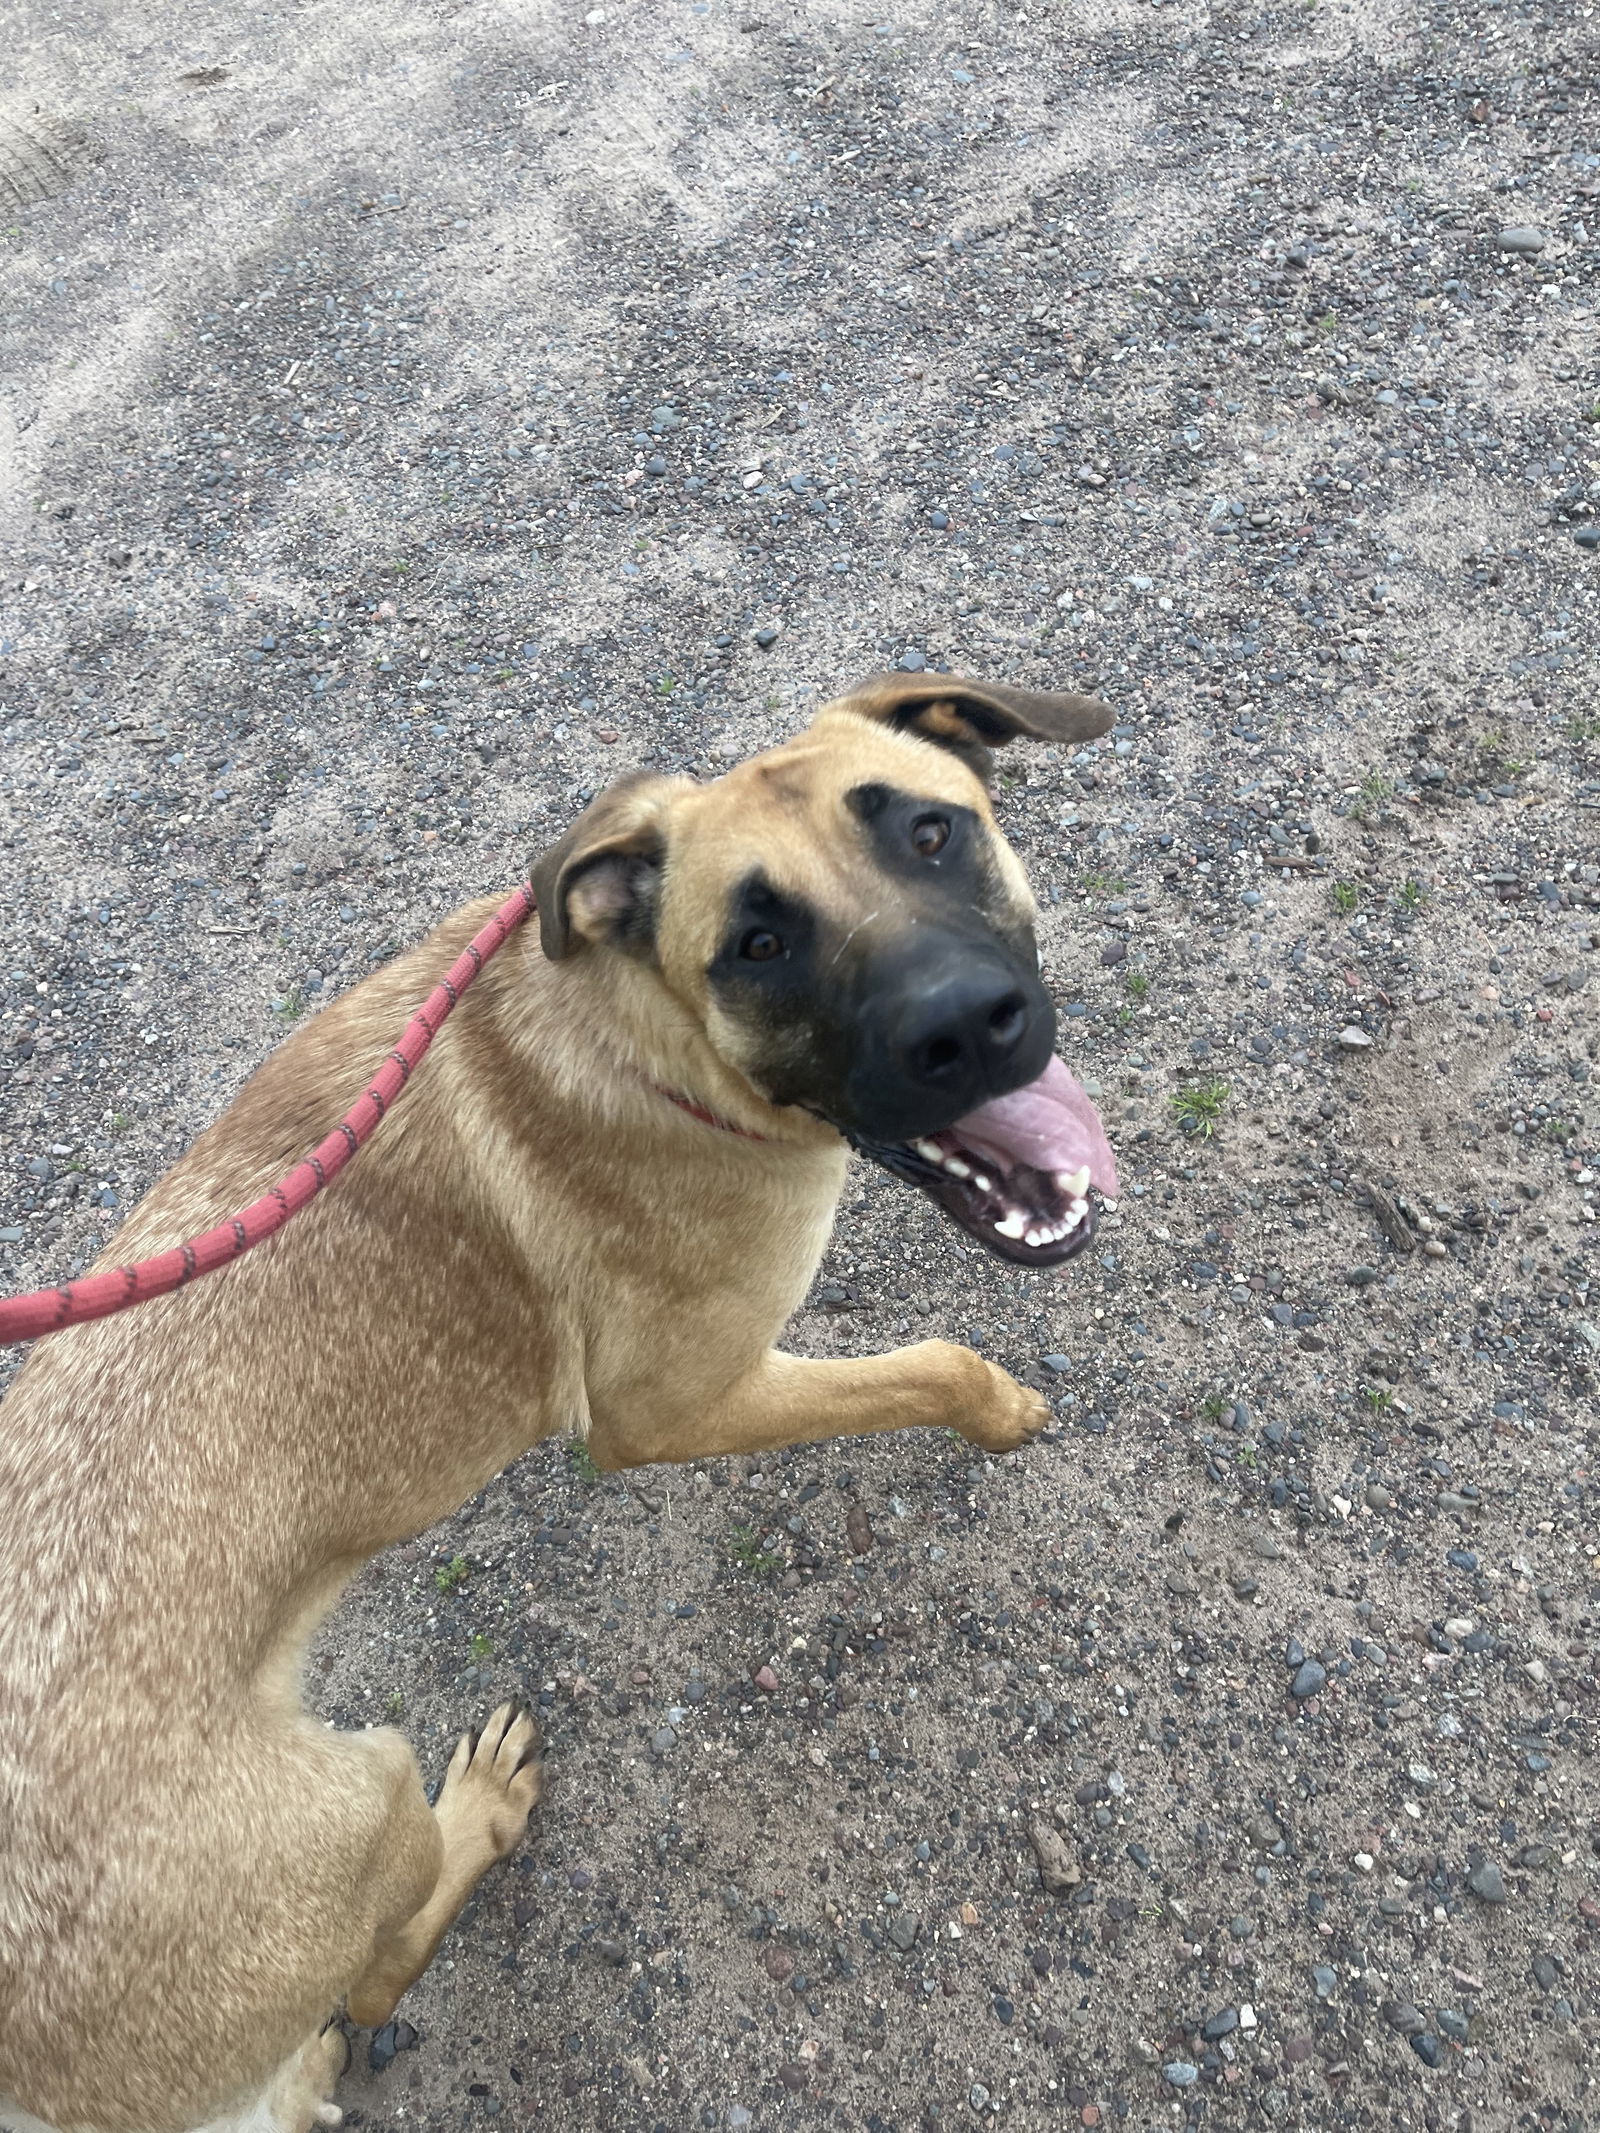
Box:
[437, 1701, 542, 1864]
[960, 1362, 1051, 1455]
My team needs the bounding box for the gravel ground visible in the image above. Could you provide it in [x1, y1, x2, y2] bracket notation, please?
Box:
[3, 1, 1599, 2128]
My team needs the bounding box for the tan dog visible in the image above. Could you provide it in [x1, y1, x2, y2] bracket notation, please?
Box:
[0, 675, 1120, 2133]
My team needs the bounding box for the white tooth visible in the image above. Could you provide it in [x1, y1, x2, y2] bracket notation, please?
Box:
[1025, 1226, 1049, 1248]
[995, 1210, 1027, 1240]
[973, 1173, 992, 1193]
[945, 1156, 972, 1179]
[1068, 1198, 1088, 1223]
[1055, 1166, 1091, 1199]
[912, 1138, 944, 1163]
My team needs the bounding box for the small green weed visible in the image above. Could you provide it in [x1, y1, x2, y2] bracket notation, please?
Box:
[469, 1633, 495, 1662]
[1361, 1385, 1395, 1413]
[1350, 771, 1394, 820]
[1332, 881, 1361, 915]
[273, 988, 304, 1020]
[1395, 878, 1426, 914]
[1171, 1079, 1230, 1139]
[1566, 714, 1600, 744]
[384, 1689, 406, 1722]
[1081, 872, 1128, 898]
[1125, 972, 1150, 1001]
[727, 1523, 783, 1579]
[434, 1553, 469, 1595]
[1200, 1393, 1230, 1423]
[568, 1441, 601, 1485]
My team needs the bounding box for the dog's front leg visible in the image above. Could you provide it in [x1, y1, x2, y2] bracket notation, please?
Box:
[586, 1341, 1048, 1470]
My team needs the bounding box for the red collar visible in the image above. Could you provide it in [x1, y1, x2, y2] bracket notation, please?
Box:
[654, 1084, 772, 1142]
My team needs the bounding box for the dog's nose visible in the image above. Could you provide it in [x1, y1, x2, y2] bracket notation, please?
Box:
[901, 975, 1033, 1092]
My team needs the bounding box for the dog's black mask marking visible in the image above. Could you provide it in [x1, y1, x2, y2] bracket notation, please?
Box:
[709, 782, 1097, 1266]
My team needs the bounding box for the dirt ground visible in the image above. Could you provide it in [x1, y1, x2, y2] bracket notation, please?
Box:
[3, 0, 1599, 2128]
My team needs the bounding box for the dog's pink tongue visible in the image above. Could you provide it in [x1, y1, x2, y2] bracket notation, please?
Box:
[953, 1057, 1119, 1196]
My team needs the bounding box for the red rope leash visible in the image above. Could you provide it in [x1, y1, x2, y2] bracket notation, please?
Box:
[0, 884, 537, 1347]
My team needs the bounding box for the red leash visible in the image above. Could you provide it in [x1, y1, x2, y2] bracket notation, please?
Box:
[0, 885, 537, 1347]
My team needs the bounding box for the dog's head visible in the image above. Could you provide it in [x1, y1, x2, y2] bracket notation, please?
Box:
[530, 673, 1120, 1267]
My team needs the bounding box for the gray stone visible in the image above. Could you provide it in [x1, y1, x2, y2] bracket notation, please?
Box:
[1290, 1659, 1327, 1700]
[1465, 1860, 1508, 1904]
[1162, 2062, 1199, 2087]
[1495, 226, 1546, 253]
[1383, 2001, 1425, 2035]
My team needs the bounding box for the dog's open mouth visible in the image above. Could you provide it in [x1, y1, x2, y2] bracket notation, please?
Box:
[849, 1057, 1120, 1268]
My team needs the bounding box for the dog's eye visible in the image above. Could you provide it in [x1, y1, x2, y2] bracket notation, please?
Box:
[741, 928, 783, 961]
[910, 815, 950, 857]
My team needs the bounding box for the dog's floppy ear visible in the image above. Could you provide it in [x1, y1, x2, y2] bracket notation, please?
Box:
[828, 671, 1114, 769]
[529, 773, 676, 961]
